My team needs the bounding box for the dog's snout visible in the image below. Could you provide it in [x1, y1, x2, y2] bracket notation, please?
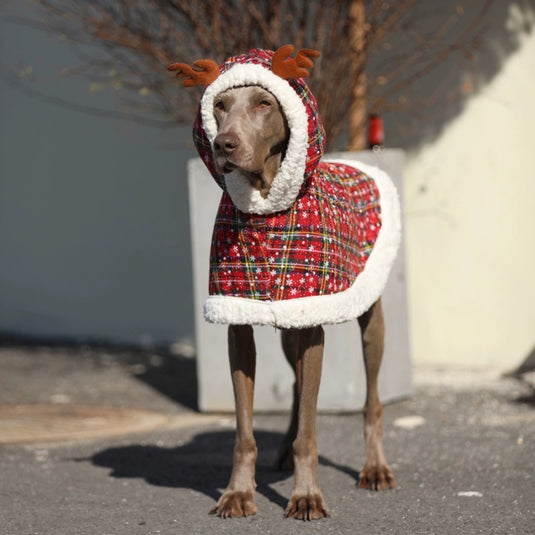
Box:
[214, 133, 239, 155]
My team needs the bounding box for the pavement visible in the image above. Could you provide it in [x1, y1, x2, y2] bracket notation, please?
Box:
[0, 340, 534, 535]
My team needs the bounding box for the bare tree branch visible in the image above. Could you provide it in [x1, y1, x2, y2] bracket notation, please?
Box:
[3, 0, 495, 149]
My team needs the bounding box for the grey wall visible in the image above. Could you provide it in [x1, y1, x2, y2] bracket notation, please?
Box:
[0, 8, 196, 346]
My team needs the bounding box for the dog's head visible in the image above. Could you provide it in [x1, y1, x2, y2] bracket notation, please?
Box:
[169, 46, 324, 214]
[211, 85, 289, 198]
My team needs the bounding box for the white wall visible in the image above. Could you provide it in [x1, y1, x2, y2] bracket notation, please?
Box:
[404, 25, 535, 371]
[190, 152, 412, 411]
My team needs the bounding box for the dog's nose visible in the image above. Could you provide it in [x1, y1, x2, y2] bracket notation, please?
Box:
[214, 133, 239, 155]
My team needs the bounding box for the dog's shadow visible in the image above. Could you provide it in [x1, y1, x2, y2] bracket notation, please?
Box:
[86, 429, 359, 511]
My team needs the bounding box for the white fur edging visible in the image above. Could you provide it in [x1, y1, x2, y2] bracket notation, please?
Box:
[200, 63, 309, 215]
[203, 160, 402, 327]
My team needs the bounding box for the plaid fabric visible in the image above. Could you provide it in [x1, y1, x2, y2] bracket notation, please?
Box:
[192, 48, 383, 305]
[209, 162, 381, 301]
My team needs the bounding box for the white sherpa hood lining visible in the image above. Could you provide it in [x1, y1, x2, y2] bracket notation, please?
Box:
[200, 63, 309, 215]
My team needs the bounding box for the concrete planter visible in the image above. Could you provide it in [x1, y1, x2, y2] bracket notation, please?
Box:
[188, 149, 411, 412]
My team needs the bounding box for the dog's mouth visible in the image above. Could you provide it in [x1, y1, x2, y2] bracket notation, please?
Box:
[215, 154, 279, 199]
[216, 160, 271, 197]
[216, 158, 262, 181]
[222, 161, 237, 174]
[213, 157, 237, 174]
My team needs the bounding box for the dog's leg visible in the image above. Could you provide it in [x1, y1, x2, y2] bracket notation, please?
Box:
[210, 325, 258, 518]
[276, 329, 299, 471]
[357, 298, 396, 491]
[283, 327, 330, 520]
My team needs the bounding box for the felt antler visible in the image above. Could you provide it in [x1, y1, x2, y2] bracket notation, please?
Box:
[167, 59, 220, 87]
[271, 44, 320, 79]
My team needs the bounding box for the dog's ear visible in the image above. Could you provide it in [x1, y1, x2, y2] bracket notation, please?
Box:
[168, 59, 220, 87]
[271, 45, 320, 80]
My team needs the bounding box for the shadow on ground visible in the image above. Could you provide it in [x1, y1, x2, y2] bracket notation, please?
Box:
[89, 430, 289, 509]
[85, 429, 360, 512]
[130, 351, 198, 411]
[0, 334, 199, 411]
[510, 345, 535, 407]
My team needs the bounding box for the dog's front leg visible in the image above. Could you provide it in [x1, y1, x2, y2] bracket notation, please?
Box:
[276, 329, 300, 471]
[283, 326, 329, 520]
[210, 325, 258, 518]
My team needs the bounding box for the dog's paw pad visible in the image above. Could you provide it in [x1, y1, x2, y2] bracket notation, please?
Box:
[210, 490, 257, 518]
[284, 494, 330, 520]
[358, 464, 396, 491]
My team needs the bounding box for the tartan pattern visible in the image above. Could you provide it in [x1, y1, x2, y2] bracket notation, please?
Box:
[191, 48, 383, 304]
[209, 162, 382, 301]
[193, 106, 222, 187]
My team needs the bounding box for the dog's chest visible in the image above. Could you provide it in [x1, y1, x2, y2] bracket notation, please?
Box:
[209, 163, 382, 302]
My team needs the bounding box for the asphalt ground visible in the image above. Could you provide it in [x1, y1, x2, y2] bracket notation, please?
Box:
[0, 342, 534, 535]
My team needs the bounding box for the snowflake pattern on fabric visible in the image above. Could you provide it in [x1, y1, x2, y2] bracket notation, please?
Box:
[209, 162, 381, 302]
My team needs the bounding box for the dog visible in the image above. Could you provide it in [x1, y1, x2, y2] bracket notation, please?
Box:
[169, 45, 400, 520]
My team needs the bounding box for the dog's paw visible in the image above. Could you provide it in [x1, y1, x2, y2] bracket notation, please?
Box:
[210, 489, 257, 518]
[284, 493, 330, 520]
[358, 463, 396, 491]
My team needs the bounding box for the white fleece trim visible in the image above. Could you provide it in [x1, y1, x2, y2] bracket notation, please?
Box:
[200, 63, 309, 214]
[203, 160, 402, 327]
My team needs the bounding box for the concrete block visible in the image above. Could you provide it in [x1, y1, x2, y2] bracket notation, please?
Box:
[188, 149, 411, 412]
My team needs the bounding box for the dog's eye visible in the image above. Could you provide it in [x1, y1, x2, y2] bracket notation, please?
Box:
[214, 100, 225, 112]
[258, 100, 272, 109]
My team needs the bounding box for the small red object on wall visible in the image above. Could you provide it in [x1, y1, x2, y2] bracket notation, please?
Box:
[368, 114, 384, 150]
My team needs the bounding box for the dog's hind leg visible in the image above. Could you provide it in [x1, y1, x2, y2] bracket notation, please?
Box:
[357, 298, 396, 490]
[282, 327, 330, 520]
[210, 325, 258, 518]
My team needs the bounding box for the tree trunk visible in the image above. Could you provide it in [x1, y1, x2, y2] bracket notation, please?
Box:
[347, 0, 367, 151]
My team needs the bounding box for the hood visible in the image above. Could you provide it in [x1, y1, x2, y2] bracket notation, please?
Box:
[192, 48, 326, 215]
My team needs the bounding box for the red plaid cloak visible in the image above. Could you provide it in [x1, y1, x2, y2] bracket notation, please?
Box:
[193, 49, 401, 328]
